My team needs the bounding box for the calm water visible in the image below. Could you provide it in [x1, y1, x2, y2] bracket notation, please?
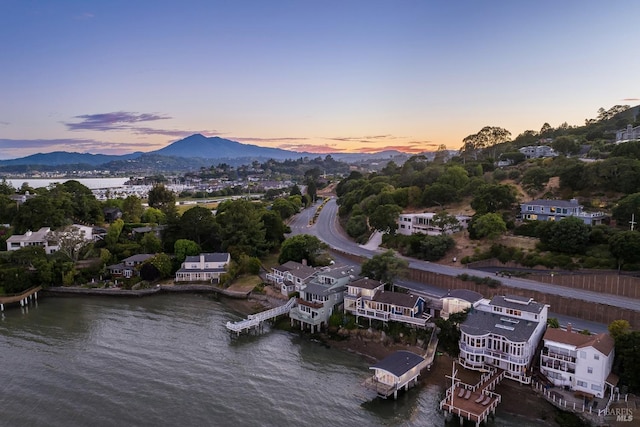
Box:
[0, 295, 531, 427]
[6, 177, 129, 190]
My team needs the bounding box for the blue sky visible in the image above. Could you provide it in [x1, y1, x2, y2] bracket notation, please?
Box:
[0, 0, 638, 159]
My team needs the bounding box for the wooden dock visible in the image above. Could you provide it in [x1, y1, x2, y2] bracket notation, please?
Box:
[0, 286, 42, 311]
[440, 362, 505, 427]
[226, 297, 297, 335]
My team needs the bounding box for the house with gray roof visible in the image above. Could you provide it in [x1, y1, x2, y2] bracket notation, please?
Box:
[520, 199, 607, 225]
[363, 350, 429, 399]
[107, 253, 155, 278]
[266, 260, 318, 296]
[458, 295, 549, 384]
[344, 278, 430, 328]
[288, 263, 356, 333]
[175, 252, 231, 284]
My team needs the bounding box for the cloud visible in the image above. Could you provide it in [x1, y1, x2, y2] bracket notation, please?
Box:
[233, 136, 309, 143]
[324, 135, 399, 144]
[65, 111, 170, 131]
[0, 121, 9, 126]
[277, 143, 346, 154]
[622, 98, 640, 102]
[354, 143, 438, 154]
[0, 138, 158, 159]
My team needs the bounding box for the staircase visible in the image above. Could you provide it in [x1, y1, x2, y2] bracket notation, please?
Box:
[226, 297, 297, 334]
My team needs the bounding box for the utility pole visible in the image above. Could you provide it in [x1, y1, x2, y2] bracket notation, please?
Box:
[630, 214, 636, 231]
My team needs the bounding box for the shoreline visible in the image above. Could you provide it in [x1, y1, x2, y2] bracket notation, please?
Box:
[38, 284, 569, 426]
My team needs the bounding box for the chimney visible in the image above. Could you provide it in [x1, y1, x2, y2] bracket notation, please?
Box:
[567, 323, 572, 333]
[301, 259, 307, 266]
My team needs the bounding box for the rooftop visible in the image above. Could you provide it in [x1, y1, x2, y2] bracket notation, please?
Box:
[371, 350, 425, 378]
[544, 329, 614, 356]
[461, 310, 539, 343]
[489, 295, 546, 314]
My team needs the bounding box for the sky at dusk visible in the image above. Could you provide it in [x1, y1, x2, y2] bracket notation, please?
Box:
[1, 0, 639, 160]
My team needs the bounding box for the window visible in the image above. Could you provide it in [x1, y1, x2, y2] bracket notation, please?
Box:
[594, 354, 600, 360]
[587, 367, 593, 374]
[580, 351, 586, 359]
[591, 384, 602, 392]
[577, 380, 587, 387]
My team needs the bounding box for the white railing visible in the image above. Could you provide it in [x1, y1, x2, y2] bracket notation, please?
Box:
[226, 297, 296, 333]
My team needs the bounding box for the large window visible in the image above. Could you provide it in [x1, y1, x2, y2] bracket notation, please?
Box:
[577, 380, 587, 387]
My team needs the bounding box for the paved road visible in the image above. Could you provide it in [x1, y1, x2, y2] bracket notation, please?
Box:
[289, 198, 640, 316]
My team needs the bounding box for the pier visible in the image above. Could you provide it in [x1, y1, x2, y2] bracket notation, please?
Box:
[0, 286, 42, 311]
[440, 362, 505, 427]
[226, 297, 297, 336]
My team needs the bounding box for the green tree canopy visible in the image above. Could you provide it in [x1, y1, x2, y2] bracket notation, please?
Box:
[359, 250, 408, 285]
[538, 217, 591, 254]
[608, 231, 640, 269]
[368, 204, 403, 233]
[471, 213, 507, 240]
[278, 234, 326, 266]
[174, 239, 201, 264]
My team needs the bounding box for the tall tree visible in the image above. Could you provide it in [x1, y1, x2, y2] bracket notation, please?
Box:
[359, 250, 408, 285]
[278, 234, 326, 266]
[147, 185, 177, 218]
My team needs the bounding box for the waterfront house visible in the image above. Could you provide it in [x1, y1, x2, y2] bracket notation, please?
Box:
[520, 199, 607, 225]
[344, 278, 430, 328]
[396, 213, 471, 236]
[363, 350, 429, 399]
[288, 264, 355, 333]
[175, 253, 231, 284]
[458, 295, 549, 384]
[440, 289, 483, 320]
[540, 326, 616, 398]
[6, 227, 59, 254]
[107, 253, 155, 278]
[266, 261, 317, 296]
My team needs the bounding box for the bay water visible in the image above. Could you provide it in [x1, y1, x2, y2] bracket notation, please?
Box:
[0, 295, 532, 426]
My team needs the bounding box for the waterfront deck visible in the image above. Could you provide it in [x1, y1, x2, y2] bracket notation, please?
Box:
[440, 363, 505, 427]
[363, 350, 430, 399]
[226, 297, 297, 335]
[0, 286, 42, 311]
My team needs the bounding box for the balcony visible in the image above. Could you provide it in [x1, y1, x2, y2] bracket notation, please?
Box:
[540, 359, 575, 374]
[297, 298, 324, 309]
[542, 349, 576, 363]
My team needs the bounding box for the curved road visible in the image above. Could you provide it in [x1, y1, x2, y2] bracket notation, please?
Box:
[289, 198, 640, 317]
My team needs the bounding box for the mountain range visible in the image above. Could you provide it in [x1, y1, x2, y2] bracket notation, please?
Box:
[0, 134, 411, 170]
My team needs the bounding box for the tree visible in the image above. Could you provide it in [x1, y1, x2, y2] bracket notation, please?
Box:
[147, 184, 177, 218]
[368, 204, 403, 233]
[290, 184, 302, 197]
[460, 126, 511, 160]
[122, 195, 144, 223]
[140, 232, 162, 254]
[174, 239, 201, 264]
[261, 210, 287, 249]
[521, 167, 550, 193]
[547, 317, 560, 328]
[105, 219, 124, 248]
[47, 225, 92, 262]
[608, 320, 631, 340]
[431, 212, 461, 234]
[609, 231, 640, 270]
[278, 234, 326, 266]
[148, 253, 172, 279]
[471, 213, 506, 240]
[538, 217, 591, 254]
[142, 207, 166, 224]
[614, 331, 640, 392]
[470, 184, 518, 215]
[612, 193, 640, 226]
[179, 206, 219, 250]
[359, 250, 408, 285]
[272, 198, 297, 220]
[216, 199, 267, 257]
[552, 136, 581, 156]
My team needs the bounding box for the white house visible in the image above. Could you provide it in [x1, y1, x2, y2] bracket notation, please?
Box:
[519, 145, 558, 159]
[540, 327, 616, 398]
[440, 289, 483, 320]
[616, 124, 640, 143]
[397, 213, 471, 236]
[458, 295, 549, 384]
[175, 253, 231, 284]
[6, 227, 59, 254]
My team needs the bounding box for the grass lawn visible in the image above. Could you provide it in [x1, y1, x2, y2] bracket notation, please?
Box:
[227, 274, 262, 293]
